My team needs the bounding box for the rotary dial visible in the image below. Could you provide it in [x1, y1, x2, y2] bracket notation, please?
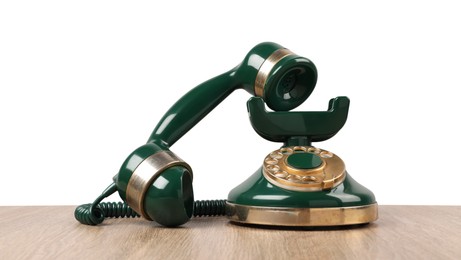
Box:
[262, 146, 346, 192]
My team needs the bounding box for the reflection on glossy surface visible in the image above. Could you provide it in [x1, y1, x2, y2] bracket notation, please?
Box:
[152, 175, 169, 190]
[252, 195, 291, 201]
[153, 114, 176, 136]
[247, 53, 265, 70]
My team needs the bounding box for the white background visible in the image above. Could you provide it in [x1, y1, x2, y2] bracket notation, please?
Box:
[1, 1, 460, 206]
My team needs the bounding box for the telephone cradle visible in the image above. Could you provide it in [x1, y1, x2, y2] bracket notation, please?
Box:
[75, 42, 378, 228]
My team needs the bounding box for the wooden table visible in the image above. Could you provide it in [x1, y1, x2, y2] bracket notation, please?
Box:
[1, 206, 460, 259]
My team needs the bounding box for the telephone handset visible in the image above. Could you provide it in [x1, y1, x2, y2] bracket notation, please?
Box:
[75, 42, 377, 227]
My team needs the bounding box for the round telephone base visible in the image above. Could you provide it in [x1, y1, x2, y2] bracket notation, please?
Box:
[226, 167, 378, 227]
[226, 203, 378, 227]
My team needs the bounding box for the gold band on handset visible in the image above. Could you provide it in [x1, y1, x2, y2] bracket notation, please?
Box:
[126, 150, 192, 220]
[254, 48, 294, 98]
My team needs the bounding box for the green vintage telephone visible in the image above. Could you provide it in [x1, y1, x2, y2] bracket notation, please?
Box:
[75, 42, 378, 227]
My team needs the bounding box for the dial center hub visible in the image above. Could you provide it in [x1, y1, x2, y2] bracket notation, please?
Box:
[286, 153, 322, 169]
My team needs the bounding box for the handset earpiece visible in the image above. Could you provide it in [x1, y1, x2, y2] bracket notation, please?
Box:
[76, 42, 318, 227]
[245, 43, 318, 111]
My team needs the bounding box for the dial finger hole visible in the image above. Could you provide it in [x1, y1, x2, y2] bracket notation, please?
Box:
[280, 147, 293, 155]
[265, 158, 278, 165]
[267, 165, 280, 172]
[307, 147, 321, 154]
[293, 146, 307, 153]
[287, 174, 301, 181]
[275, 171, 288, 178]
[270, 151, 283, 159]
[320, 151, 333, 158]
[302, 176, 317, 183]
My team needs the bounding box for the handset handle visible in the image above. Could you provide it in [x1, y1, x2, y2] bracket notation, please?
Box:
[147, 69, 238, 147]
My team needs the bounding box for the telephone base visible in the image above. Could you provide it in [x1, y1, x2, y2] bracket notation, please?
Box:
[226, 202, 378, 227]
[227, 167, 378, 227]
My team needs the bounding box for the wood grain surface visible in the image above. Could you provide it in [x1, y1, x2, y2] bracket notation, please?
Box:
[1, 205, 460, 259]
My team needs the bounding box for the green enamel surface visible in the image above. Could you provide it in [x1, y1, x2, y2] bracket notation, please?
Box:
[147, 70, 238, 147]
[143, 166, 193, 227]
[227, 168, 376, 208]
[286, 153, 322, 169]
[247, 96, 350, 144]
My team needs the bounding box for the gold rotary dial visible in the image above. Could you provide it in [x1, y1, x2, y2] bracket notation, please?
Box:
[262, 146, 346, 191]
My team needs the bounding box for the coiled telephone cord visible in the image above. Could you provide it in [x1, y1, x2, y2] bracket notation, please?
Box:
[74, 183, 227, 225]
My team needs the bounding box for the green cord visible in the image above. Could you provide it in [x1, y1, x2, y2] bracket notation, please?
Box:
[74, 183, 227, 226]
[74, 183, 139, 225]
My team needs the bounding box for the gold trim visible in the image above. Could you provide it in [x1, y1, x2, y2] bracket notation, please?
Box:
[262, 146, 346, 192]
[126, 150, 192, 220]
[226, 202, 378, 226]
[254, 48, 294, 97]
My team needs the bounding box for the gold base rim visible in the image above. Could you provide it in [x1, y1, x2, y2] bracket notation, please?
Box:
[226, 202, 378, 227]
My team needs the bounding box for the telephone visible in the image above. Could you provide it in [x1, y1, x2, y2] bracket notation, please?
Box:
[75, 42, 378, 227]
